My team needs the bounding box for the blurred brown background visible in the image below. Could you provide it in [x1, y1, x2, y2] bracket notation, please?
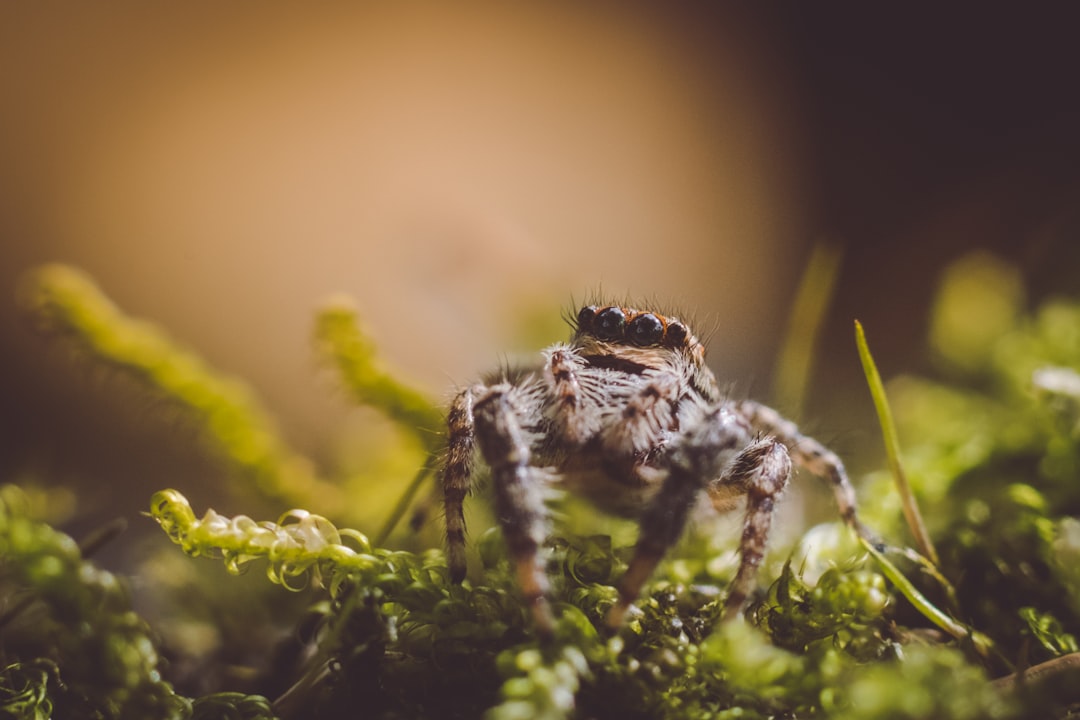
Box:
[2, 4, 1079, 543]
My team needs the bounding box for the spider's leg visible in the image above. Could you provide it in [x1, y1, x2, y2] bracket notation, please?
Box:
[606, 406, 748, 629]
[716, 437, 791, 620]
[735, 399, 872, 539]
[473, 388, 555, 636]
[442, 385, 480, 583]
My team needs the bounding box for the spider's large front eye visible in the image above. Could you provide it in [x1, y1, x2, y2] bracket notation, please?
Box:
[628, 313, 664, 346]
[594, 307, 626, 340]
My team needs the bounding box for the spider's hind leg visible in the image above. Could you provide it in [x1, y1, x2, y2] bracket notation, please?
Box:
[472, 387, 556, 636]
[735, 399, 871, 539]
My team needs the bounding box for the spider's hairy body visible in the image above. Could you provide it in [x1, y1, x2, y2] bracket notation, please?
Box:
[441, 304, 866, 636]
[516, 332, 715, 515]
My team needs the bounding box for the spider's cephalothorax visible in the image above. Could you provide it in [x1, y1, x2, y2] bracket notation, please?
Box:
[441, 304, 867, 636]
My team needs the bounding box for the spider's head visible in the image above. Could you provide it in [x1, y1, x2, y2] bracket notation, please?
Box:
[572, 305, 706, 367]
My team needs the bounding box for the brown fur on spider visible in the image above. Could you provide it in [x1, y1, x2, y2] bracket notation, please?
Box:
[441, 303, 871, 637]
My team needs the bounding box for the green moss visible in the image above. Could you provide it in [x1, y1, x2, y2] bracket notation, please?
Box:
[313, 297, 443, 454]
[18, 264, 339, 513]
[879, 262, 1080, 668]
[0, 486, 192, 719]
[834, 645, 1013, 720]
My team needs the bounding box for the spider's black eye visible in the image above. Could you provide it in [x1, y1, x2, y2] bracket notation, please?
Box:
[594, 307, 626, 340]
[628, 313, 664, 346]
[665, 321, 687, 346]
[577, 305, 597, 331]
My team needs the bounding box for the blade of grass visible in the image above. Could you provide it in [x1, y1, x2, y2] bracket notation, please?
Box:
[862, 538, 997, 664]
[860, 538, 963, 638]
[854, 319, 939, 566]
[894, 545, 960, 614]
[772, 243, 843, 418]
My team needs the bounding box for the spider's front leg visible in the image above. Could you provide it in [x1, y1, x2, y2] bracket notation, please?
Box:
[716, 437, 791, 620]
[442, 385, 481, 583]
[607, 407, 790, 628]
[471, 387, 556, 636]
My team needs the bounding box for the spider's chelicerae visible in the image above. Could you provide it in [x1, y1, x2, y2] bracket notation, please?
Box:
[441, 303, 870, 636]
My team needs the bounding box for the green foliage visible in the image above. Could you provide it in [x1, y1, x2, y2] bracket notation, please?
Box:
[145, 487, 933, 719]
[877, 256, 1080, 670]
[0, 485, 281, 719]
[833, 645, 1014, 720]
[0, 660, 59, 720]
[9, 254, 1080, 718]
[856, 319, 939, 565]
[313, 297, 445, 542]
[19, 264, 340, 513]
[313, 297, 443, 454]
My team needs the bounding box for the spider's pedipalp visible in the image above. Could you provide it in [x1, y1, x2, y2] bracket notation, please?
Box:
[599, 372, 679, 459]
[544, 346, 590, 446]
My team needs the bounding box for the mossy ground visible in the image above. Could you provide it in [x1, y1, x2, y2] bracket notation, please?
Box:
[4, 254, 1080, 718]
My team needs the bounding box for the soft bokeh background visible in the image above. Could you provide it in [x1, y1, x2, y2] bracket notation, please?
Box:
[2, 5, 1079, 553]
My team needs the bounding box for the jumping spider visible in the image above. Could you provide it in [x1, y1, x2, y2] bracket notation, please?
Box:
[441, 303, 869, 636]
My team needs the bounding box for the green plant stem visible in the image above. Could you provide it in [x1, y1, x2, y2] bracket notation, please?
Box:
[855, 319, 940, 566]
[375, 461, 434, 545]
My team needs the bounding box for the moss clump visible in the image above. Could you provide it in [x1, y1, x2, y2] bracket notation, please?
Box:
[876, 258, 1080, 671]
[17, 264, 339, 513]
[0, 485, 279, 720]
